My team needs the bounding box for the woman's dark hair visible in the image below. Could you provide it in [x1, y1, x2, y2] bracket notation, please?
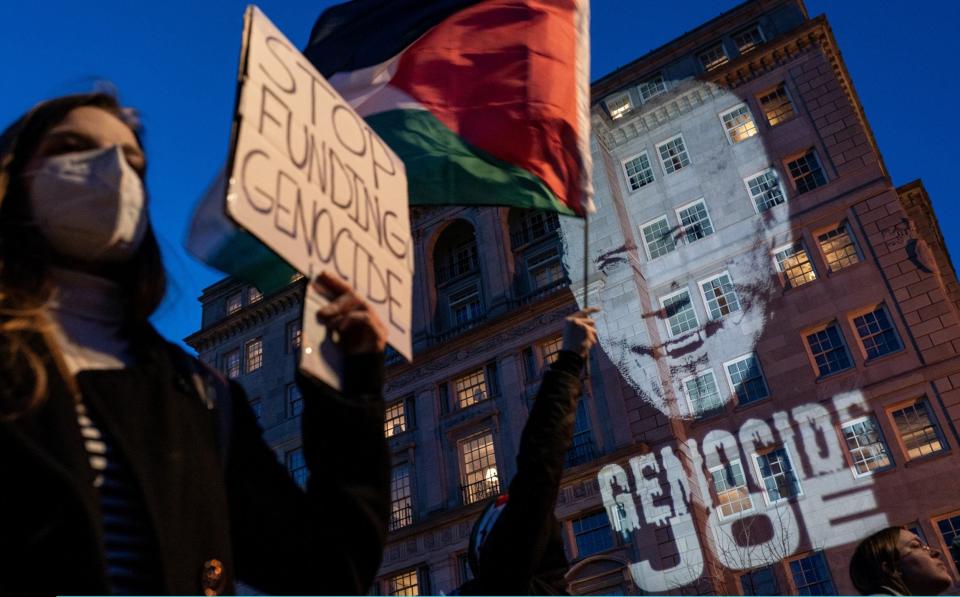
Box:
[0, 92, 166, 416]
[849, 526, 912, 595]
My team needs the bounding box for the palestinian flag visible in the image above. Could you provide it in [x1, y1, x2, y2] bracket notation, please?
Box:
[304, 0, 593, 217]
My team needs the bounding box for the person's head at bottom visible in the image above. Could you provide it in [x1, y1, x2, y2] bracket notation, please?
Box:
[849, 526, 954, 595]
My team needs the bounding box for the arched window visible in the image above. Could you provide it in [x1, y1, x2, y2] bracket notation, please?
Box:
[509, 209, 567, 297]
[433, 220, 484, 330]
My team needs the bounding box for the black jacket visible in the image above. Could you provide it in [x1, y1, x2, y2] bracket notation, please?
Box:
[0, 330, 389, 596]
[460, 350, 584, 595]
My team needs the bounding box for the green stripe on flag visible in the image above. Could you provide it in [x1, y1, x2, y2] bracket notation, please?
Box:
[207, 231, 298, 295]
[365, 109, 576, 216]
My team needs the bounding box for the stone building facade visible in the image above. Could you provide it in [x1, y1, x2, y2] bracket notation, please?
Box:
[186, 0, 960, 594]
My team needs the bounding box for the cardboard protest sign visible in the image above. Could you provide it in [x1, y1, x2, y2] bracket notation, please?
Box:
[225, 6, 413, 386]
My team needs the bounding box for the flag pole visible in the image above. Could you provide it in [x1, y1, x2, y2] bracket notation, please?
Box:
[582, 207, 591, 380]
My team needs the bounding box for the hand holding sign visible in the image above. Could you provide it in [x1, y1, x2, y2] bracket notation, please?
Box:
[313, 271, 387, 355]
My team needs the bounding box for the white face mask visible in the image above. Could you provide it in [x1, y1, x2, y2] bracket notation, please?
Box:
[28, 145, 148, 263]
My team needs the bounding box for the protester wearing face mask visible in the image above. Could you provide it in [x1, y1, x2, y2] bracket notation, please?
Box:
[0, 93, 391, 596]
[849, 526, 955, 595]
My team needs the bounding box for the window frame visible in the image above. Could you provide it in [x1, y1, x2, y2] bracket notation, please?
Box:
[840, 415, 894, 478]
[723, 353, 770, 406]
[849, 303, 904, 361]
[638, 72, 668, 102]
[743, 167, 788, 214]
[384, 400, 407, 437]
[447, 282, 483, 327]
[932, 511, 960, 574]
[622, 150, 656, 192]
[225, 291, 243, 315]
[458, 431, 500, 505]
[570, 509, 616, 559]
[698, 271, 742, 321]
[719, 103, 759, 145]
[244, 337, 263, 373]
[384, 568, 421, 596]
[786, 551, 837, 595]
[606, 91, 633, 120]
[389, 462, 414, 531]
[659, 287, 700, 338]
[698, 42, 729, 72]
[655, 133, 691, 175]
[286, 446, 308, 489]
[816, 221, 863, 274]
[886, 397, 948, 461]
[757, 82, 797, 127]
[752, 446, 803, 505]
[675, 198, 714, 244]
[681, 369, 724, 418]
[803, 320, 854, 378]
[733, 24, 766, 55]
[785, 149, 828, 195]
[454, 368, 489, 410]
[708, 458, 755, 520]
[773, 240, 818, 289]
[639, 215, 677, 260]
[286, 382, 303, 418]
[223, 348, 241, 379]
[286, 319, 302, 354]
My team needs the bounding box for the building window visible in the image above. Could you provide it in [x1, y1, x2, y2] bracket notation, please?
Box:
[224, 349, 241, 379]
[249, 398, 263, 421]
[745, 169, 786, 212]
[841, 416, 893, 476]
[572, 511, 615, 558]
[700, 272, 741, 320]
[657, 135, 691, 174]
[541, 336, 564, 367]
[775, 242, 817, 288]
[287, 320, 302, 353]
[733, 25, 765, 54]
[725, 354, 769, 405]
[661, 289, 699, 337]
[676, 200, 714, 243]
[287, 383, 303, 418]
[509, 210, 560, 248]
[805, 322, 853, 377]
[449, 284, 482, 326]
[458, 553, 474, 584]
[244, 338, 263, 373]
[385, 400, 407, 437]
[606, 92, 632, 120]
[437, 240, 478, 284]
[758, 83, 795, 126]
[639, 73, 667, 102]
[853, 305, 902, 359]
[935, 514, 960, 573]
[624, 152, 655, 190]
[641, 216, 676, 259]
[286, 447, 307, 489]
[710, 459, 753, 518]
[739, 566, 779, 596]
[226, 291, 242, 315]
[385, 569, 420, 596]
[787, 150, 827, 194]
[789, 552, 836, 595]
[817, 222, 861, 273]
[698, 42, 729, 71]
[720, 104, 758, 144]
[755, 447, 802, 503]
[460, 432, 500, 505]
[683, 370, 723, 416]
[247, 286, 263, 304]
[889, 399, 946, 460]
[526, 245, 565, 291]
[390, 464, 413, 531]
[566, 398, 596, 467]
[454, 369, 489, 409]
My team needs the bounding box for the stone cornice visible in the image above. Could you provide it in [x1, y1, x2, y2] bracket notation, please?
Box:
[184, 282, 305, 352]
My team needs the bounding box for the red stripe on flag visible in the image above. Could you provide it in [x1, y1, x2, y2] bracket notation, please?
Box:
[388, 0, 585, 214]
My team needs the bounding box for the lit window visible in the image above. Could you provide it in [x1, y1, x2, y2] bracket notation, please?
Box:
[527, 245, 565, 290]
[683, 370, 723, 416]
[385, 569, 420, 596]
[661, 289, 699, 337]
[607, 93, 632, 120]
[758, 83, 795, 126]
[721, 104, 758, 143]
[287, 320, 302, 353]
[657, 135, 691, 174]
[245, 338, 263, 373]
[725, 354, 769, 405]
[249, 398, 263, 421]
[853, 305, 902, 359]
[745, 169, 786, 212]
[775, 242, 817, 288]
[641, 216, 676, 259]
[787, 150, 827, 194]
[710, 459, 753, 518]
[739, 567, 779, 596]
[572, 511, 614, 558]
[624, 152, 655, 190]
[734, 25, 765, 54]
[817, 222, 861, 273]
[700, 273, 741, 320]
[890, 399, 946, 460]
[384, 401, 406, 437]
[226, 291, 243, 315]
[541, 336, 563, 366]
[699, 42, 729, 71]
[755, 447, 801, 502]
[455, 369, 488, 409]
[286, 447, 307, 489]
[841, 416, 893, 476]
[638, 73, 667, 102]
[287, 383, 303, 418]
[460, 432, 499, 505]
[247, 286, 263, 304]
[449, 284, 482, 326]
[805, 322, 852, 377]
[677, 200, 714, 243]
[935, 514, 960, 573]
[390, 464, 413, 531]
[224, 349, 241, 379]
[789, 552, 836, 595]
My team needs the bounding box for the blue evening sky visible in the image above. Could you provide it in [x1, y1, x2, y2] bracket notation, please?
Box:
[3, 1, 957, 350]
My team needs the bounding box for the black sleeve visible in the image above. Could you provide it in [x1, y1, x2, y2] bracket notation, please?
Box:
[474, 350, 583, 594]
[226, 353, 389, 596]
